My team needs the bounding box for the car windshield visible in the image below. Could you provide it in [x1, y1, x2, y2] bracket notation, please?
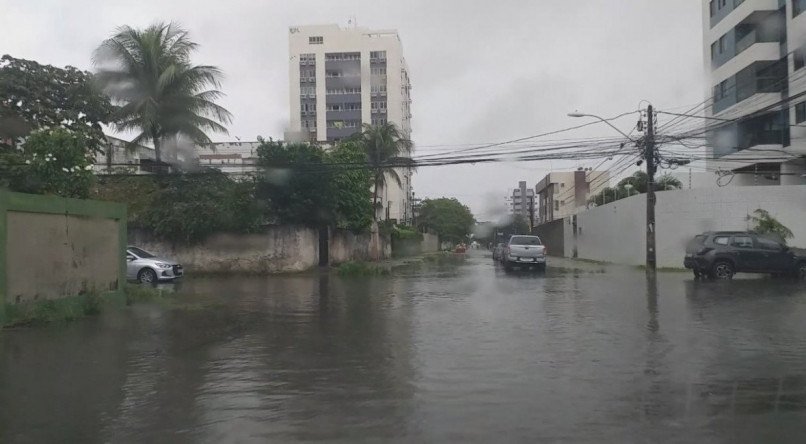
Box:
[510, 236, 541, 246]
[128, 247, 155, 258]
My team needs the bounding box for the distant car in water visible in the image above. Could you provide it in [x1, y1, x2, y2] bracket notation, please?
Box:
[493, 242, 505, 262]
[684, 231, 806, 280]
[126, 246, 183, 284]
[503, 235, 547, 272]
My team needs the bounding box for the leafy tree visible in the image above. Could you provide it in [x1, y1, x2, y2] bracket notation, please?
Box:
[326, 141, 374, 232]
[416, 198, 475, 243]
[617, 171, 649, 193]
[9, 128, 95, 198]
[505, 214, 531, 235]
[655, 173, 682, 191]
[748, 209, 794, 243]
[590, 171, 683, 206]
[255, 138, 334, 226]
[0, 54, 113, 149]
[350, 123, 412, 218]
[94, 172, 264, 244]
[94, 22, 232, 162]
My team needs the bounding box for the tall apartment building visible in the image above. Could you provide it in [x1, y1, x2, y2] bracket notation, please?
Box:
[535, 170, 610, 224]
[288, 24, 413, 223]
[510, 181, 535, 222]
[703, 0, 806, 185]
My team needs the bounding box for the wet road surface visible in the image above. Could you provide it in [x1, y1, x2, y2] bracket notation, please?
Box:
[3, 252, 806, 442]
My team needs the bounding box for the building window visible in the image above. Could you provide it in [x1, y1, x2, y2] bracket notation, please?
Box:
[714, 79, 728, 101]
[309, 36, 323, 45]
[554, 200, 559, 211]
[797, 102, 806, 123]
[795, 0, 806, 17]
[718, 35, 726, 53]
[719, 0, 726, 8]
[711, 42, 718, 60]
[796, 48, 806, 70]
[709, 0, 715, 16]
[299, 53, 316, 65]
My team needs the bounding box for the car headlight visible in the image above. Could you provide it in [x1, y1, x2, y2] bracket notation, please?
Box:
[155, 262, 173, 269]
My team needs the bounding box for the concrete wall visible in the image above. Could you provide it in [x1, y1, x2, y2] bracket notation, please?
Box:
[129, 227, 320, 273]
[0, 191, 126, 309]
[562, 185, 806, 267]
[330, 227, 391, 265]
[421, 232, 439, 253]
[534, 219, 566, 258]
[6, 213, 120, 304]
[130, 224, 393, 273]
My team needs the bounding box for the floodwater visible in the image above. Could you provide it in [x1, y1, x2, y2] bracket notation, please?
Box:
[3, 252, 806, 443]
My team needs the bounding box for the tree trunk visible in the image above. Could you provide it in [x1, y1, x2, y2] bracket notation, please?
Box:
[152, 130, 162, 163]
[373, 173, 381, 221]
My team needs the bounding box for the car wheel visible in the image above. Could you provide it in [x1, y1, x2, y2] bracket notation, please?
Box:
[710, 261, 734, 280]
[693, 269, 701, 279]
[137, 268, 157, 284]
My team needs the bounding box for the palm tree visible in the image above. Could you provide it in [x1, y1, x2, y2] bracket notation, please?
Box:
[655, 173, 683, 191]
[351, 123, 412, 220]
[93, 22, 232, 163]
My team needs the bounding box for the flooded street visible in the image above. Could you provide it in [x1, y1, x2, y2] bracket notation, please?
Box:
[3, 252, 806, 442]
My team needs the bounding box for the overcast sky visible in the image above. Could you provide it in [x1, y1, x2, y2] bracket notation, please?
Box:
[2, 0, 704, 219]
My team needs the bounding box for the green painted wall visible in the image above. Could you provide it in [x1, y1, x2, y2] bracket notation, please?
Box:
[0, 191, 126, 323]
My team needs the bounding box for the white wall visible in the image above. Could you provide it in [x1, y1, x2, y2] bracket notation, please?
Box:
[569, 185, 806, 267]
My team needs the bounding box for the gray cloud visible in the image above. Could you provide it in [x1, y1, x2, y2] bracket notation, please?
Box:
[1, 0, 704, 217]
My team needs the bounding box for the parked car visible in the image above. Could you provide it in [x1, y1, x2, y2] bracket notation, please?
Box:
[684, 231, 806, 280]
[126, 246, 184, 284]
[502, 235, 547, 271]
[492, 242, 505, 262]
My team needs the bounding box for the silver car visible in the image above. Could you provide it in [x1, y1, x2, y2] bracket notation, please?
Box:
[503, 235, 547, 272]
[126, 246, 183, 283]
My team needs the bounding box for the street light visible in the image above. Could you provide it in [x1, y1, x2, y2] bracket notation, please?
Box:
[567, 112, 636, 141]
[568, 106, 658, 274]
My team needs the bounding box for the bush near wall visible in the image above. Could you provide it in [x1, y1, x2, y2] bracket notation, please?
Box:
[93, 171, 265, 244]
[391, 225, 424, 258]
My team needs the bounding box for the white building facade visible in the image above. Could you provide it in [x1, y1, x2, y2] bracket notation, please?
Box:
[510, 181, 535, 221]
[703, 0, 806, 185]
[535, 170, 610, 224]
[288, 24, 413, 223]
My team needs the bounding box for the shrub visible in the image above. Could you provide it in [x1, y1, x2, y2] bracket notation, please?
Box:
[8, 128, 95, 198]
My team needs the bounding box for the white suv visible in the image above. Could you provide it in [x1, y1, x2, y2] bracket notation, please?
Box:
[503, 235, 547, 272]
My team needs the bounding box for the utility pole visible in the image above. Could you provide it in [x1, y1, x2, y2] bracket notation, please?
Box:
[528, 196, 535, 234]
[645, 104, 657, 274]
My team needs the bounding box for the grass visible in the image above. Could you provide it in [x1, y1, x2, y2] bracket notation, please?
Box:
[1, 284, 174, 329]
[124, 283, 171, 305]
[1, 290, 112, 328]
[335, 261, 390, 277]
[420, 252, 467, 264]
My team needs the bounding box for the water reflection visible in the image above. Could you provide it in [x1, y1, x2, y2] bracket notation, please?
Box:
[3, 255, 806, 441]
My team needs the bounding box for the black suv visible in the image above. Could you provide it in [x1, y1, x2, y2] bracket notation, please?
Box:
[684, 231, 806, 279]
